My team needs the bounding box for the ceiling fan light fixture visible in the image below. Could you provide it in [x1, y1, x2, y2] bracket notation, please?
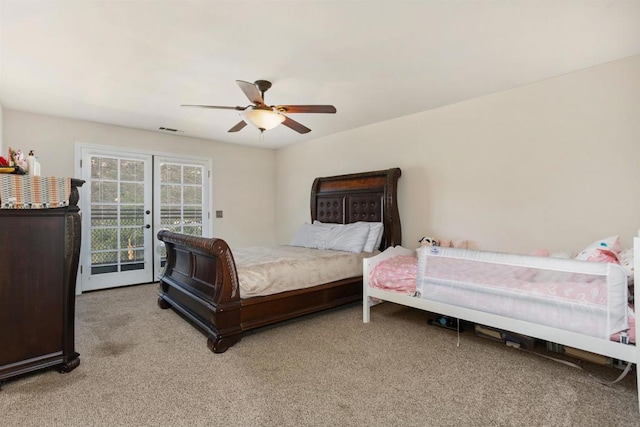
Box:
[242, 108, 285, 132]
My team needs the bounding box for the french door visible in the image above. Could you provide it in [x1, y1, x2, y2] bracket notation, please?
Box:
[78, 145, 210, 292]
[153, 156, 208, 279]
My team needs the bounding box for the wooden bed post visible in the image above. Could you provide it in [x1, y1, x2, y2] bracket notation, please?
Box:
[157, 231, 242, 353]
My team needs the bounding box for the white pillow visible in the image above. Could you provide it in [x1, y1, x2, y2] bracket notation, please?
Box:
[290, 223, 327, 249]
[314, 220, 384, 253]
[356, 221, 384, 252]
[311, 220, 336, 230]
[323, 223, 370, 253]
[291, 222, 369, 253]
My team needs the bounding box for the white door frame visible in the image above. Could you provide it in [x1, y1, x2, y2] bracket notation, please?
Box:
[74, 142, 212, 294]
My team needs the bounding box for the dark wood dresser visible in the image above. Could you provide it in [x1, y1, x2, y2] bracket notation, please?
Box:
[0, 178, 84, 383]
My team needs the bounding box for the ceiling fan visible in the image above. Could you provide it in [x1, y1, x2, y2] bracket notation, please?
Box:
[181, 80, 337, 134]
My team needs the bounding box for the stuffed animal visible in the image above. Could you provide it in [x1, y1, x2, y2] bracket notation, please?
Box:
[419, 236, 439, 247]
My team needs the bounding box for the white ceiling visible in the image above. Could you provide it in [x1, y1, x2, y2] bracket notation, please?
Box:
[1, 1, 639, 149]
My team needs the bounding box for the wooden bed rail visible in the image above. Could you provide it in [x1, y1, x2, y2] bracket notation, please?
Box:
[157, 230, 242, 352]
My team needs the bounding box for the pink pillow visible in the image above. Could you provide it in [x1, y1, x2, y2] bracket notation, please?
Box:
[575, 235, 621, 264]
[583, 248, 620, 264]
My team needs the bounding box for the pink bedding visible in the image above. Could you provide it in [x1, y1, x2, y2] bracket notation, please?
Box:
[422, 257, 608, 307]
[369, 255, 635, 343]
[368, 255, 417, 295]
[369, 255, 608, 305]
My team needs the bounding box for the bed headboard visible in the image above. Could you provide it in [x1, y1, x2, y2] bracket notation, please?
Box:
[310, 168, 401, 250]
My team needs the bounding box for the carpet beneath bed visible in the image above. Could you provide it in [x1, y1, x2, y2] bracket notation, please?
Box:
[1, 283, 638, 426]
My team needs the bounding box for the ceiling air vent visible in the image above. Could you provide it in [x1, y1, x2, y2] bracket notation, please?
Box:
[158, 126, 182, 133]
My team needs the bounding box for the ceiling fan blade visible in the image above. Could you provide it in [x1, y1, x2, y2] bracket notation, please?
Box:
[181, 104, 246, 110]
[228, 121, 247, 133]
[236, 80, 265, 106]
[276, 105, 337, 114]
[281, 116, 311, 134]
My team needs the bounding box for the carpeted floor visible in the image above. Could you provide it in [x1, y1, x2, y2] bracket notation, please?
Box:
[1, 283, 639, 426]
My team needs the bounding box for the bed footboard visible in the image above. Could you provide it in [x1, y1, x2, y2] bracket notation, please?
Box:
[157, 230, 242, 353]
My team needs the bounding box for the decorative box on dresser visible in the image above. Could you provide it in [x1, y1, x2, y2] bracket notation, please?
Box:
[0, 178, 84, 384]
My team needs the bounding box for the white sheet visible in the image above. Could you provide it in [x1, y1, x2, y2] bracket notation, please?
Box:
[234, 245, 366, 298]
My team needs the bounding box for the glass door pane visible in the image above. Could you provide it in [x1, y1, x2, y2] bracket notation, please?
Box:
[80, 149, 153, 291]
[154, 157, 210, 279]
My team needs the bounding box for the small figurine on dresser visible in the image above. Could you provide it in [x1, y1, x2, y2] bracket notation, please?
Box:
[1, 147, 39, 175]
[9, 147, 28, 171]
[0, 147, 27, 174]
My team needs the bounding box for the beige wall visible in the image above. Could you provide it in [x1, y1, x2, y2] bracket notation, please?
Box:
[276, 55, 640, 254]
[2, 110, 277, 247]
[4, 54, 639, 254]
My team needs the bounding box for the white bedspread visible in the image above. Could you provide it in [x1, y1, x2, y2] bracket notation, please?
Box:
[234, 245, 366, 298]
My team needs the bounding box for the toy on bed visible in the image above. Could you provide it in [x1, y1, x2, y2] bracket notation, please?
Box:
[419, 236, 469, 249]
[419, 236, 438, 247]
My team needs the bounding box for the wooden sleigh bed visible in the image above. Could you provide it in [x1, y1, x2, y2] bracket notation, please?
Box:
[364, 236, 640, 411]
[157, 168, 402, 353]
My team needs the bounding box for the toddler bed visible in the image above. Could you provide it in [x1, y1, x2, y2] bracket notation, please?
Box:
[363, 236, 640, 410]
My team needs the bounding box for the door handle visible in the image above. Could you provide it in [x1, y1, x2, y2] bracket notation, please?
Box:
[143, 224, 151, 229]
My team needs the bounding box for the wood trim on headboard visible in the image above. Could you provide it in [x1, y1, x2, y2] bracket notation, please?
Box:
[310, 168, 402, 249]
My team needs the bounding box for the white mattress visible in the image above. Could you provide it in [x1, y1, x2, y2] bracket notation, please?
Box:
[416, 246, 629, 339]
[234, 245, 366, 298]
